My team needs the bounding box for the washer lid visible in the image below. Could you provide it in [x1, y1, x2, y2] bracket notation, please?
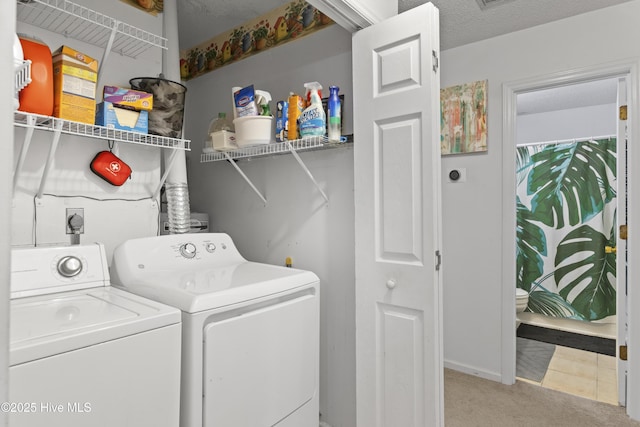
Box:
[10, 287, 181, 366]
[113, 261, 320, 313]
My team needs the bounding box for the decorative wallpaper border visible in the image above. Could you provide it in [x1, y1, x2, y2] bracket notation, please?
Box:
[180, 0, 334, 81]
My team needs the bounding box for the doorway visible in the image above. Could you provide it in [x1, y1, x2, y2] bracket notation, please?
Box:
[502, 62, 639, 416]
[513, 77, 621, 404]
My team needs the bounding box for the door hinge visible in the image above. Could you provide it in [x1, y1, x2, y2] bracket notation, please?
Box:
[432, 50, 439, 73]
[620, 224, 628, 240]
[620, 105, 628, 120]
[435, 250, 442, 271]
[620, 345, 628, 361]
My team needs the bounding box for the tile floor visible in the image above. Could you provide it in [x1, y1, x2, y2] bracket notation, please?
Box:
[519, 344, 618, 405]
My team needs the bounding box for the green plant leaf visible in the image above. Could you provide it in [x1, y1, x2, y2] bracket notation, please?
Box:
[526, 287, 585, 320]
[554, 224, 616, 320]
[527, 139, 616, 228]
[516, 197, 547, 291]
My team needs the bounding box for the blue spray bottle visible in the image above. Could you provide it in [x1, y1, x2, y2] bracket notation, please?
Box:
[327, 85, 341, 142]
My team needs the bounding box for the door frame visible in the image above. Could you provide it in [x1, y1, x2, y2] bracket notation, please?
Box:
[502, 59, 640, 418]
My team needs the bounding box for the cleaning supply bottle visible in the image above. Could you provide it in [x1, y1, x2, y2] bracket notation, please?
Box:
[209, 112, 234, 133]
[327, 85, 341, 142]
[299, 82, 326, 138]
[255, 90, 272, 116]
[287, 92, 304, 140]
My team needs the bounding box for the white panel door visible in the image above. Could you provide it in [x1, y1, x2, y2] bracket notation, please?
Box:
[352, 4, 443, 427]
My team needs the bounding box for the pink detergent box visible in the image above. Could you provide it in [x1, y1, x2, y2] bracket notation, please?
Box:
[103, 85, 153, 111]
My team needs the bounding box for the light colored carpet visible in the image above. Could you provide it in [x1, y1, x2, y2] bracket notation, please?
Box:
[445, 368, 640, 427]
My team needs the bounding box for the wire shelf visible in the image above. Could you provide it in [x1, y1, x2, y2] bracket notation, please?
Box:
[14, 111, 190, 150]
[16, 0, 167, 58]
[200, 136, 350, 162]
[15, 60, 32, 92]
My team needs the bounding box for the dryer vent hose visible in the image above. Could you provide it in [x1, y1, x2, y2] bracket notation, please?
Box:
[165, 182, 190, 234]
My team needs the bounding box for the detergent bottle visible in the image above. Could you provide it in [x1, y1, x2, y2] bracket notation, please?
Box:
[299, 82, 326, 138]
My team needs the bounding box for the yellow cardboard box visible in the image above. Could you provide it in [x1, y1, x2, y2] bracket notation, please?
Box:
[52, 46, 98, 124]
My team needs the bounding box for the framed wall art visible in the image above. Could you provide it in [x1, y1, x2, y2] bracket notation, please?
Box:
[441, 79, 487, 155]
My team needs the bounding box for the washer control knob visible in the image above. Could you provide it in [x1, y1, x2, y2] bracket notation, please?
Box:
[57, 256, 82, 277]
[206, 243, 216, 253]
[180, 243, 197, 259]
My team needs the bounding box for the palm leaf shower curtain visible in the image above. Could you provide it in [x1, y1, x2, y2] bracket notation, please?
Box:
[516, 137, 617, 322]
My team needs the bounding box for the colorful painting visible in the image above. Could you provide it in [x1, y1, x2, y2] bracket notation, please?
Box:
[120, 0, 163, 15]
[180, 0, 333, 80]
[440, 80, 487, 155]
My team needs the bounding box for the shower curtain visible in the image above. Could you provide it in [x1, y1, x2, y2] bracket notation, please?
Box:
[516, 137, 617, 322]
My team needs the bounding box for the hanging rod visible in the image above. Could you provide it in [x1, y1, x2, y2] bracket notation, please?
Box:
[516, 134, 616, 148]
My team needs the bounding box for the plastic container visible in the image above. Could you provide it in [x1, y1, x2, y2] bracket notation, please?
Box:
[287, 93, 304, 140]
[209, 112, 234, 132]
[205, 113, 237, 152]
[13, 33, 23, 110]
[18, 34, 53, 116]
[233, 116, 273, 147]
[327, 86, 342, 142]
[130, 77, 187, 138]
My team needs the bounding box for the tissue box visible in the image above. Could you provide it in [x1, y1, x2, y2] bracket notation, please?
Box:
[96, 101, 148, 133]
[52, 45, 98, 124]
[103, 85, 153, 111]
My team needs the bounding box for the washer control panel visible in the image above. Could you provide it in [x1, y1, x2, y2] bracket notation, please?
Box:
[10, 243, 110, 299]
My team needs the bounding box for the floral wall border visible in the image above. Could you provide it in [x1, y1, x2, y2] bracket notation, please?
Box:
[180, 0, 334, 81]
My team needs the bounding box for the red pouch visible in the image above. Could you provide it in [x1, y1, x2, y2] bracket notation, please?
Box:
[90, 151, 132, 186]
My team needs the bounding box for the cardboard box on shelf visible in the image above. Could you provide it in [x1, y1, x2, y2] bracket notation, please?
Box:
[103, 85, 153, 111]
[52, 45, 98, 124]
[96, 101, 148, 134]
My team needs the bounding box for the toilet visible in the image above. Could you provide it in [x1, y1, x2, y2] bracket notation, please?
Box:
[516, 288, 529, 328]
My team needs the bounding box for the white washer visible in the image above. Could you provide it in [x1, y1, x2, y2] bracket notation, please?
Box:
[110, 233, 320, 427]
[9, 243, 182, 427]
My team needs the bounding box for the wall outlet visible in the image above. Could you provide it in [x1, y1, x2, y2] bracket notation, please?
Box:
[66, 208, 85, 234]
[447, 168, 467, 183]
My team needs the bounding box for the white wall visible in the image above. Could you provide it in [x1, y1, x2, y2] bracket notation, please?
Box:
[12, 0, 165, 260]
[517, 103, 617, 144]
[184, 26, 355, 427]
[440, 0, 640, 382]
[1, 3, 17, 425]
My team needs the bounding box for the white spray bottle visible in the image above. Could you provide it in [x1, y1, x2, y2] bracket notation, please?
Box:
[299, 82, 325, 137]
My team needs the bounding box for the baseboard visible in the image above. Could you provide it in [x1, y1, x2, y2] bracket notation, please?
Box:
[444, 360, 502, 382]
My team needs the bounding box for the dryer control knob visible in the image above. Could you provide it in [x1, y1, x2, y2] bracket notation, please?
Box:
[57, 256, 82, 277]
[206, 243, 216, 253]
[180, 243, 197, 259]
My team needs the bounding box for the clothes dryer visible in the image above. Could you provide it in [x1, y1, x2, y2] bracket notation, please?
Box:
[111, 233, 320, 427]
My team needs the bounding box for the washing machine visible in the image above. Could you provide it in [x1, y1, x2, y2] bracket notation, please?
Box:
[110, 233, 320, 427]
[9, 243, 182, 427]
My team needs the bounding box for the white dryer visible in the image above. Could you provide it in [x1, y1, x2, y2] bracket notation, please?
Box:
[9, 243, 182, 427]
[110, 233, 320, 427]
